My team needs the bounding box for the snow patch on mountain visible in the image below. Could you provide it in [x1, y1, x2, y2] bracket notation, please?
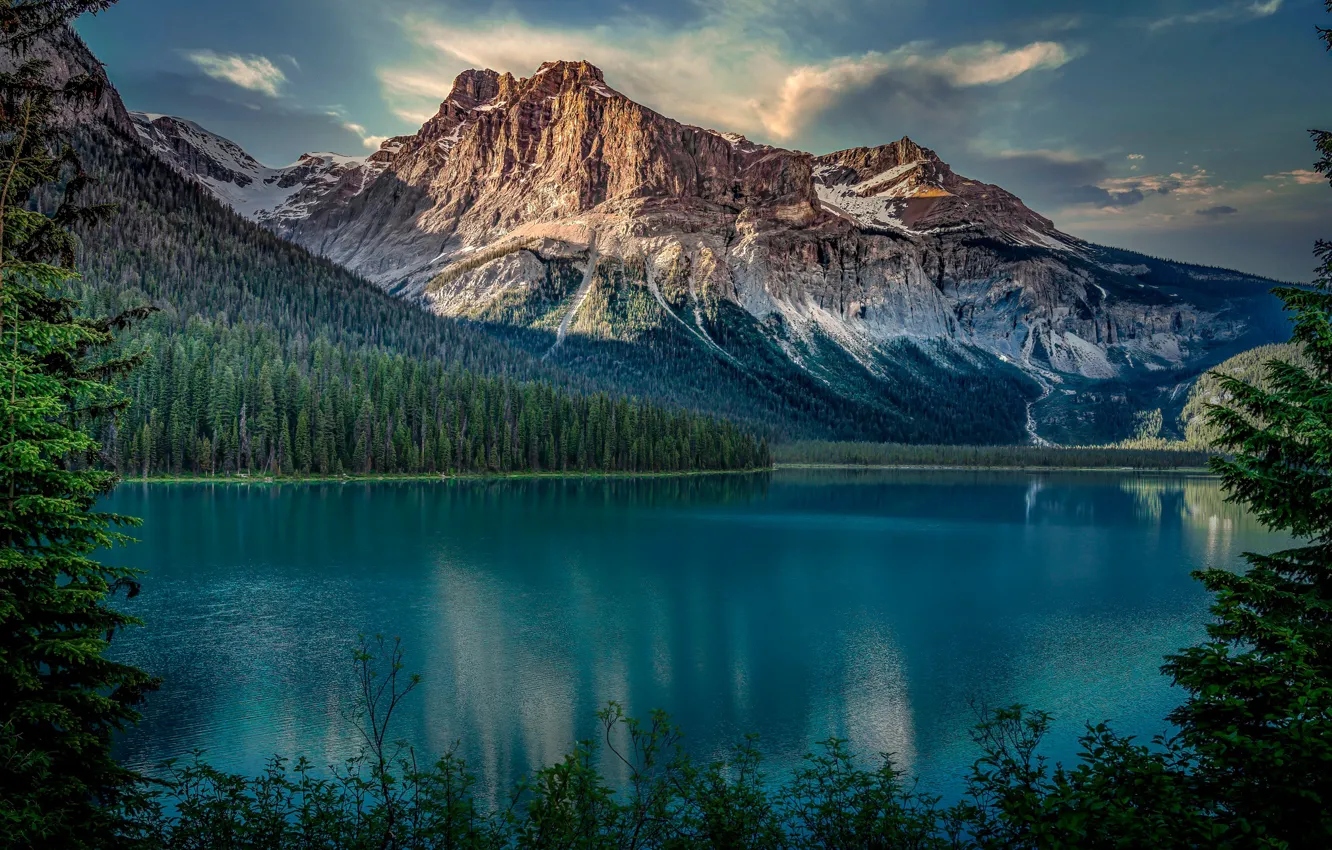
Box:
[128, 111, 381, 225]
[812, 164, 915, 232]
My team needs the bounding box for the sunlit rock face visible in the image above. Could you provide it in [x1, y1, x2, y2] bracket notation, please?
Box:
[251, 61, 1275, 390]
[107, 39, 1280, 439]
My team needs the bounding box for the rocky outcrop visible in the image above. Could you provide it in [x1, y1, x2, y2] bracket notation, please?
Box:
[0, 25, 134, 134]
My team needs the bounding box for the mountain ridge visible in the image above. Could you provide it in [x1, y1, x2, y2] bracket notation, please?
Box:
[78, 50, 1293, 443]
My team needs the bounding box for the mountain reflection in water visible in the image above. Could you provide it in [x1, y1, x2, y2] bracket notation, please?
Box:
[105, 470, 1282, 801]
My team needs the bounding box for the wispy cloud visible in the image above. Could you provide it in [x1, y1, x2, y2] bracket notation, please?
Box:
[343, 121, 387, 150]
[1149, 0, 1282, 31]
[183, 50, 287, 97]
[1265, 168, 1323, 185]
[765, 41, 1072, 138]
[973, 148, 1222, 212]
[377, 9, 1075, 143]
[1065, 167, 1220, 210]
[323, 110, 387, 150]
[1196, 204, 1238, 216]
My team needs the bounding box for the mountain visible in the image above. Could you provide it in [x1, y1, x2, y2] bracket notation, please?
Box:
[128, 112, 384, 226]
[18, 27, 993, 450]
[135, 60, 1287, 443]
[97, 47, 1292, 443]
[6, 27, 778, 481]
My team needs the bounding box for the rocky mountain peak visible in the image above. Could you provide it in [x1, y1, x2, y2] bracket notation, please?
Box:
[37, 23, 1291, 446]
[526, 59, 615, 97]
[445, 68, 506, 107]
[534, 59, 606, 82]
[818, 137, 936, 181]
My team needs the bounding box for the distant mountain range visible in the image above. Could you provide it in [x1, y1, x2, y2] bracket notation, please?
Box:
[129, 112, 384, 226]
[84, 33, 1293, 443]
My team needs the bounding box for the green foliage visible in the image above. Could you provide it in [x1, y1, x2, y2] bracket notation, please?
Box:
[65, 126, 547, 379]
[1131, 407, 1163, 441]
[1153, 46, 1332, 835]
[131, 639, 976, 850]
[427, 239, 542, 294]
[67, 123, 1031, 451]
[1177, 343, 1310, 447]
[117, 7, 1332, 847]
[56, 130, 768, 476]
[772, 440, 1212, 469]
[96, 320, 769, 477]
[0, 4, 156, 848]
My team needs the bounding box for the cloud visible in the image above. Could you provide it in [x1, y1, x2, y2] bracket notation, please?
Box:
[182, 50, 287, 97]
[765, 41, 1071, 138]
[1074, 186, 1150, 207]
[1096, 167, 1218, 200]
[973, 148, 1108, 199]
[973, 148, 1225, 214]
[969, 148, 1173, 208]
[1149, 0, 1282, 30]
[121, 68, 391, 164]
[377, 10, 1075, 145]
[1127, 153, 1144, 160]
[1265, 168, 1324, 185]
[329, 114, 388, 149]
[1196, 204, 1238, 217]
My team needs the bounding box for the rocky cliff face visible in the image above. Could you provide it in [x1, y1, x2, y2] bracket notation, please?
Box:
[0, 26, 134, 133]
[271, 63, 1278, 388]
[121, 59, 1288, 443]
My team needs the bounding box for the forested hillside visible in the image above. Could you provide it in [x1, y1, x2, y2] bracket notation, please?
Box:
[60, 123, 1030, 452]
[774, 441, 1211, 469]
[1177, 343, 1308, 447]
[53, 127, 767, 475]
[110, 323, 767, 476]
[64, 127, 549, 376]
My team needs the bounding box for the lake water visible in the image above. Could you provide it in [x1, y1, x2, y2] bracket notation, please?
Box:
[104, 470, 1279, 801]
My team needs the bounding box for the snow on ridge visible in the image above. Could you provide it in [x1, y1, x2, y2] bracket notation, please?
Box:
[814, 180, 912, 232]
[290, 152, 369, 168]
[855, 160, 922, 194]
[129, 110, 376, 224]
[1024, 226, 1073, 253]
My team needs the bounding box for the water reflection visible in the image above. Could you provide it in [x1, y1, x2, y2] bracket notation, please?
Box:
[105, 471, 1282, 800]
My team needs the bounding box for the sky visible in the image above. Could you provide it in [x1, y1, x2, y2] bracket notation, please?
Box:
[77, 0, 1331, 282]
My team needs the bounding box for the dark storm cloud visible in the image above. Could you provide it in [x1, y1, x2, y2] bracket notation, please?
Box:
[1196, 204, 1239, 217]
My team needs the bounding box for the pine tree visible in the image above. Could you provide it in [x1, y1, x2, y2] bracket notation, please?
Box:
[1161, 13, 1332, 837]
[0, 3, 157, 847]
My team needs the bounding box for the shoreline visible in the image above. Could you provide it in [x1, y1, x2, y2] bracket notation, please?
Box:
[117, 468, 770, 485]
[773, 463, 1215, 473]
[117, 463, 1214, 484]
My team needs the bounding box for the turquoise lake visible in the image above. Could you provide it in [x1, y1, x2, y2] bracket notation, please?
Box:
[104, 470, 1280, 801]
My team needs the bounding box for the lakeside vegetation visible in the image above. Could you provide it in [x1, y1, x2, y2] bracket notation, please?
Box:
[773, 440, 1213, 469]
[99, 324, 770, 477]
[116, 467, 769, 484]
